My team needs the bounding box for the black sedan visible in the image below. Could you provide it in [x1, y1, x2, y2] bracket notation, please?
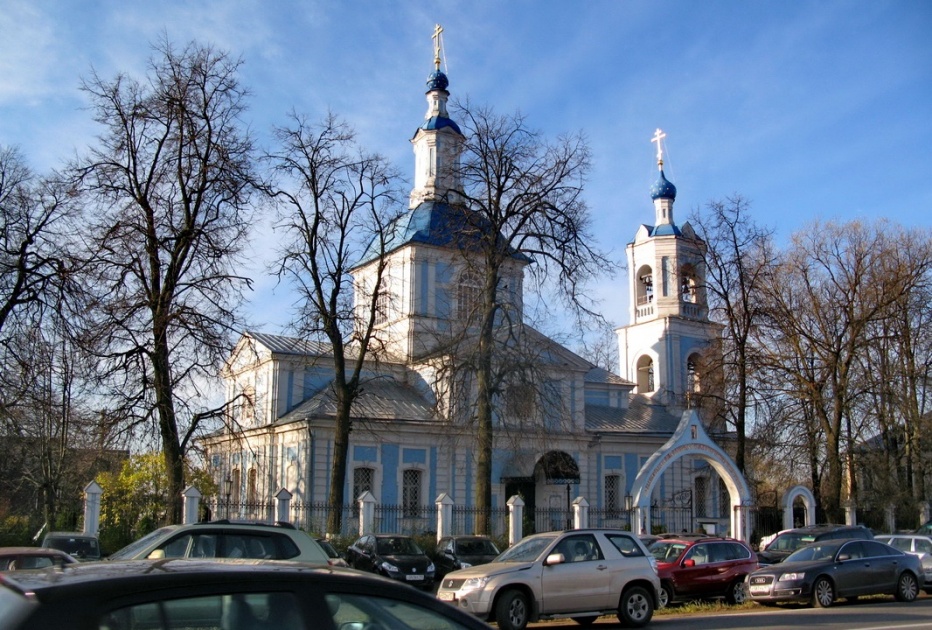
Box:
[746, 538, 923, 608]
[345, 534, 435, 589]
[0, 558, 489, 630]
[434, 535, 500, 579]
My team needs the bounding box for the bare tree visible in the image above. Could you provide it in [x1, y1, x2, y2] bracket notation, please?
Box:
[0, 146, 74, 341]
[449, 102, 614, 532]
[759, 220, 925, 521]
[689, 196, 776, 473]
[265, 112, 403, 534]
[71, 39, 257, 523]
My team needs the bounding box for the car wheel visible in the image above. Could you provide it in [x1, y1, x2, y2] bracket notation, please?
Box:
[811, 577, 834, 608]
[658, 583, 673, 609]
[895, 572, 919, 602]
[726, 579, 748, 605]
[617, 586, 653, 628]
[495, 590, 530, 630]
[571, 616, 598, 625]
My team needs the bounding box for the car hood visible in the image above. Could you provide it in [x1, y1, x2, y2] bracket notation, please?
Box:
[456, 553, 499, 565]
[380, 554, 433, 569]
[752, 559, 832, 575]
[444, 561, 534, 580]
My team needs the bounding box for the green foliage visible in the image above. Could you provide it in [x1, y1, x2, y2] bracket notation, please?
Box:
[96, 452, 217, 553]
[0, 515, 42, 547]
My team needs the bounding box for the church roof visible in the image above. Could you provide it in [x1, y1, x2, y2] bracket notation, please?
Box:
[276, 377, 438, 425]
[356, 201, 531, 268]
[584, 366, 631, 385]
[650, 168, 677, 200]
[650, 223, 683, 237]
[245, 331, 331, 356]
[585, 395, 680, 434]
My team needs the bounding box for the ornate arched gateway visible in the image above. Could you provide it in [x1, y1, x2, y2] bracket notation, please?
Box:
[629, 410, 752, 542]
[782, 485, 816, 530]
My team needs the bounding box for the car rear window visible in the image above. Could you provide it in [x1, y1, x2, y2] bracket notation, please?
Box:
[43, 536, 100, 559]
[606, 534, 645, 557]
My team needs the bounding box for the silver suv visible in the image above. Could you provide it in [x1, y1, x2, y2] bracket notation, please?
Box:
[107, 520, 329, 563]
[436, 529, 660, 630]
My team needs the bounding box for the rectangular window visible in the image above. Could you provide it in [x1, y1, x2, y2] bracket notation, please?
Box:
[353, 468, 374, 502]
[605, 475, 620, 516]
[695, 477, 708, 518]
[403, 469, 422, 518]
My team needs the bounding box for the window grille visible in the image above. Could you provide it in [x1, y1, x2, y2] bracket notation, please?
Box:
[605, 474, 620, 515]
[403, 469, 422, 518]
[353, 468, 374, 502]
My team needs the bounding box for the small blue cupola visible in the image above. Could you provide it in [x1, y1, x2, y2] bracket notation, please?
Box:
[650, 169, 677, 201]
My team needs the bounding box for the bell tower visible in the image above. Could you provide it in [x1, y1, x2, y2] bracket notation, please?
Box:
[617, 130, 722, 410]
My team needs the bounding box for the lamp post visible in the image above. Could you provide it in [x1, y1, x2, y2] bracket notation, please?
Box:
[223, 476, 232, 519]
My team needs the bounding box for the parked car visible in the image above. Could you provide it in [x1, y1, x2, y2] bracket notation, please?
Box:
[40, 532, 101, 562]
[436, 528, 659, 630]
[746, 538, 922, 607]
[345, 534, 435, 589]
[315, 537, 349, 567]
[434, 535, 500, 579]
[106, 520, 329, 564]
[756, 524, 872, 564]
[875, 533, 932, 592]
[0, 558, 491, 630]
[648, 536, 757, 607]
[0, 547, 77, 571]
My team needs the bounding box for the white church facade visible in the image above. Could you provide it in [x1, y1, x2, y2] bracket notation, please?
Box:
[200, 33, 751, 540]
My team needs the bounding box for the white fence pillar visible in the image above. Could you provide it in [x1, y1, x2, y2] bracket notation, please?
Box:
[83, 481, 102, 535]
[435, 493, 454, 541]
[507, 495, 525, 546]
[182, 486, 202, 525]
[844, 501, 857, 526]
[359, 491, 377, 537]
[572, 496, 589, 529]
[276, 488, 293, 524]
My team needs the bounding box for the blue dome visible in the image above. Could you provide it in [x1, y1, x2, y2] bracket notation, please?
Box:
[426, 69, 449, 92]
[650, 170, 677, 200]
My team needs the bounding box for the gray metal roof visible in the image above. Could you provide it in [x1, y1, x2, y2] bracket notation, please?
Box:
[584, 395, 680, 435]
[276, 377, 438, 425]
[246, 331, 332, 357]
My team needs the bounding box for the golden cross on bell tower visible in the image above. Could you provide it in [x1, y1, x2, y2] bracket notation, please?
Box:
[432, 24, 444, 70]
[651, 128, 666, 168]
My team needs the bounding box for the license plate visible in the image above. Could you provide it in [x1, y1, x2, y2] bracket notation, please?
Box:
[406, 574, 425, 581]
[749, 585, 769, 594]
[438, 591, 455, 601]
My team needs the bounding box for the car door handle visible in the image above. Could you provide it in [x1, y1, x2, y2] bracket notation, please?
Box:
[596, 565, 608, 571]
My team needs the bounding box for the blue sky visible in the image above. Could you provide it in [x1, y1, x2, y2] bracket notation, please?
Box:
[2, 0, 930, 337]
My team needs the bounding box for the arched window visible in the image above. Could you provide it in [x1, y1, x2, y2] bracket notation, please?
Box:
[680, 264, 698, 303]
[636, 355, 655, 393]
[231, 469, 242, 505]
[246, 468, 258, 505]
[636, 265, 654, 306]
[456, 270, 482, 321]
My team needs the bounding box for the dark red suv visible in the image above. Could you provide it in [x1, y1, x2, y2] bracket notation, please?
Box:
[648, 536, 758, 607]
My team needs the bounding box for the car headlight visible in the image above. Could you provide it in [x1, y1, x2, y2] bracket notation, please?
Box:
[427, 562, 435, 573]
[459, 561, 473, 569]
[779, 572, 805, 581]
[460, 576, 491, 594]
[381, 561, 400, 573]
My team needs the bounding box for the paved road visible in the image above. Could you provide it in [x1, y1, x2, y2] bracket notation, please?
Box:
[530, 597, 932, 629]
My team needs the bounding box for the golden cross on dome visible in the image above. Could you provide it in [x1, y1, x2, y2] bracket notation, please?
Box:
[432, 24, 444, 70]
[651, 128, 666, 168]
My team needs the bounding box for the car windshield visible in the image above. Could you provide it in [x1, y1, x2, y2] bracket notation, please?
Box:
[44, 536, 100, 559]
[766, 532, 815, 553]
[495, 535, 557, 563]
[649, 541, 688, 562]
[784, 543, 839, 563]
[108, 527, 177, 560]
[456, 539, 500, 555]
[376, 537, 422, 555]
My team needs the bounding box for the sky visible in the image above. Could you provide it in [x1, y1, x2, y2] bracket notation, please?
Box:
[2, 0, 930, 340]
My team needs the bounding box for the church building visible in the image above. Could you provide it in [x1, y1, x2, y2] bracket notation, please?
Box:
[201, 30, 750, 539]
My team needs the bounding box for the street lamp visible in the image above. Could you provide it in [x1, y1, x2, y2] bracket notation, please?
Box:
[223, 476, 232, 519]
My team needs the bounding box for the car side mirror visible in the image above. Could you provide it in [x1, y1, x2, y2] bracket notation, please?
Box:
[147, 549, 165, 560]
[545, 553, 565, 566]
[443, 550, 455, 557]
[683, 559, 695, 568]
[837, 553, 850, 561]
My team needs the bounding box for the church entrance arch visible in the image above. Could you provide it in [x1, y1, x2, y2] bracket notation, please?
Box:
[502, 450, 580, 534]
[629, 411, 752, 542]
